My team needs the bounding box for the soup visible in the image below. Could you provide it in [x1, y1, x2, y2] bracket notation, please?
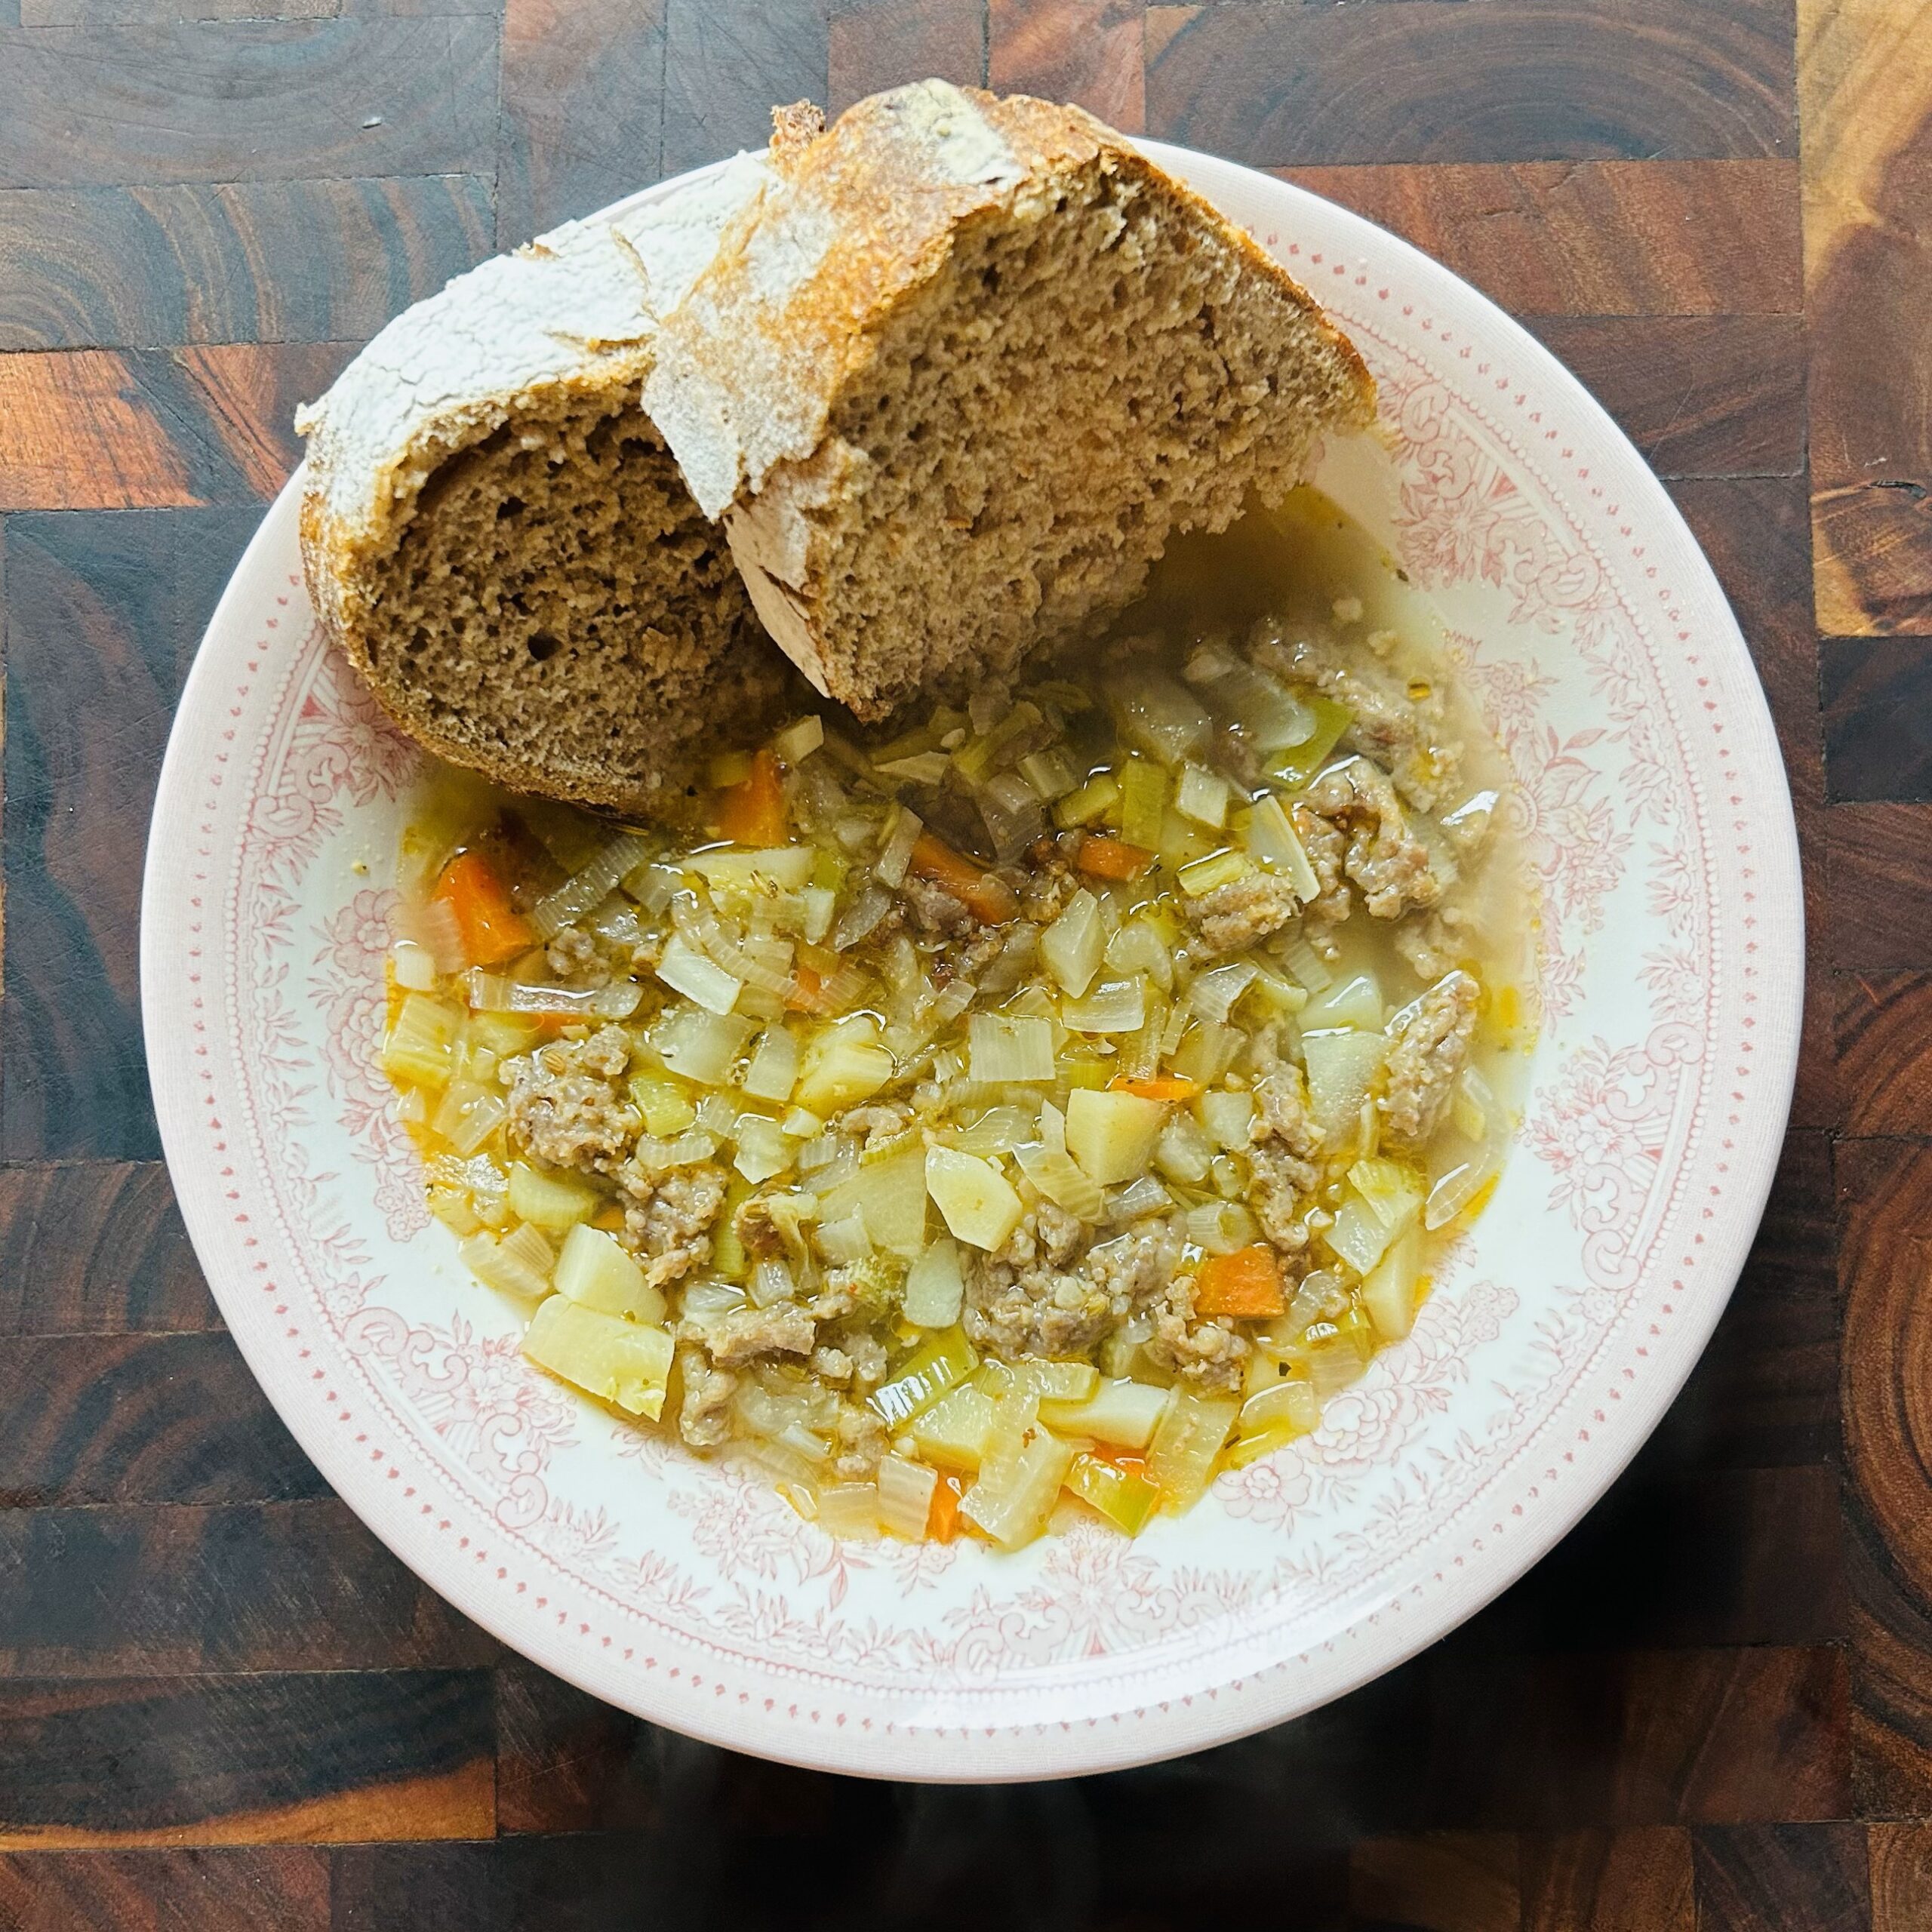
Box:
[378, 489, 1537, 1548]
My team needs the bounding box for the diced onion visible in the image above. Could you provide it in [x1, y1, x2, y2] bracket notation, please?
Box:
[530, 832, 652, 940]
[832, 884, 894, 952]
[902, 1238, 966, 1327]
[655, 934, 743, 1014]
[741, 1025, 800, 1103]
[875, 806, 923, 888]
[1189, 961, 1259, 1023]
[1041, 889, 1103, 999]
[1186, 1200, 1257, 1254]
[1106, 1175, 1171, 1224]
[875, 1454, 939, 1540]
[460, 1224, 554, 1300]
[1061, 978, 1146, 1034]
[463, 971, 641, 1020]
[967, 1013, 1054, 1084]
[1426, 1152, 1500, 1230]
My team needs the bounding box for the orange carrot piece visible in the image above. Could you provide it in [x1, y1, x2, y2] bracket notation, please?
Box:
[1192, 1244, 1286, 1318]
[715, 747, 789, 847]
[1075, 835, 1155, 881]
[1109, 1074, 1201, 1103]
[432, 851, 536, 967]
[927, 1472, 964, 1543]
[592, 1202, 627, 1234]
[786, 964, 824, 1013]
[908, 831, 1019, 924]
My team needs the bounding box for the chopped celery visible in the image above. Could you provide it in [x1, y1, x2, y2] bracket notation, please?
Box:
[466, 1010, 543, 1058]
[654, 934, 743, 1014]
[459, 1224, 554, 1300]
[1008, 1361, 1099, 1403]
[1013, 1134, 1106, 1221]
[1061, 977, 1146, 1034]
[1170, 1020, 1242, 1086]
[524, 1294, 673, 1420]
[1041, 888, 1103, 998]
[869, 1325, 979, 1426]
[382, 993, 462, 1088]
[1303, 1315, 1372, 1399]
[1238, 1377, 1320, 1440]
[908, 1380, 998, 1469]
[902, 1237, 966, 1327]
[430, 1078, 507, 1157]
[1177, 849, 1251, 897]
[1066, 1453, 1158, 1535]
[1266, 692, 1353, 789]
[1065, 1088, 1168, 1186]
[629, 1074, 697, 1137]
[1054, 771, 1121, 829]
[968, 1012, 1054, 1083]
[733, 1113, 795, 1184]
[1039, 1377, 1171, 1450]
[1185, 1199, 1257, 1254]
[874, 1454, 939, 1540]
[1018, 746, 1080, 801]
[1279, 936, 1334, 994]
[553, 1223, 664, 1324]
[506, 1162, 603, 1231]
[961, 1411, 1075, 1548]
[925, 1145, 1023, 1252]
[1189, 961, 1260, 1023]
[1303, 1029, 1386, 1145]
[1119, 756, 1168, 851]
[1361, 1224, 1423, 1340]
[815, 1481, 882, 1539]
[1175, 762, 1231, 829]
[1146, 1389, 1240, 1508]
[1109, 665, 1214, 767]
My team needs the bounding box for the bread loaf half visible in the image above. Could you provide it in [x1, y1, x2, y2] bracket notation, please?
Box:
[646, 82, 1377, 722]
[295, 160, 792, 814]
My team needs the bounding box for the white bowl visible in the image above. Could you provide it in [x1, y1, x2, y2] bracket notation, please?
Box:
[140, 143, 1803, 1781]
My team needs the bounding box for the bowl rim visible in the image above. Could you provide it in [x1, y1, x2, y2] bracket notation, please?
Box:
[140, 140, 1804, 1781]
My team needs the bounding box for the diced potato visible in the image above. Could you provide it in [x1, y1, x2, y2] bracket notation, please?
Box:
[1195, 1088, 1256, 1152]
[740, 1025, 800, 1103]
[925, 1146, 1023, 1252]
[553, 1222, 664, 1324]
[1064, 1088, 1168, 1186]
[1175, 762, 1231, 829]
[1039, 1377, 1172, 1450]
[907, 1380, 998, 1469]
[902, 1237, 965, 1327]
[629, 1073, 697, 1137]
[1040, 888, 1103, 999]
[506, 1162, 604, 1232]
[1361, 1225, 1424, 1340]
[523, 1294, 673, 1419]
[793, 1016, 896, 1116]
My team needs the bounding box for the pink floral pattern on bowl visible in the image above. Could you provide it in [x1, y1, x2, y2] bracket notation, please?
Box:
[140, 143, 1802, 1780]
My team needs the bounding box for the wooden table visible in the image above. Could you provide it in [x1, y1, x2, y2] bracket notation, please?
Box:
[0, 2, 1927, 1925]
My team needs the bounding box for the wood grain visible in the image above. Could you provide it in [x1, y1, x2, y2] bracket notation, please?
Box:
[494, 1660, 657, 1835]
[1694, 1823, 1872, 1930]
[0, 1503, 497, 1675]
[1275, 162, 1802, 318]
[1821, 638, 1932, 801]
[0, 176, 494, 352]
[1826, 804, 1932, 970]
[1833, 974, 1932, 1136]
[1838, 1137, 1932, 1814]
[661, 0, 829, 180]
[0, 1847, 331, 1931]
[0, 1674, 494, 1845]
[0, 343, 351, 509]
[495, 0, 666, 248]
[1, 508, 260, 1161]
[831, 0, 985, 117]
[989, 0, 1144, 132]
[331, 1839, 660, 1931]
[1144, 1, 1796, 168]
[0, 1334, 328, 1506]
[1799, 0, 1932, 636]
[1519, 1827, 1696, 1932]
[0, 1164, 217, 1337]
[0, 18, 500, 189]
[1869, 1821, 1932, 1931]
[1349, 1832, 1518, 1932]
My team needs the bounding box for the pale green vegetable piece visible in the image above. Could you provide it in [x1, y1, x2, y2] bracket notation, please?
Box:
[554, 1223, 664, 1324]
[961, 1411, 1076, 1548]
[815, 1481, 882, 1539]
[1146, 1389, 1240, 1508]
[908, 1380, 998, 1469]
[819, 1143, 929, 1258]
[1054, 771, 1121, 829]
[1324, 1192, 1396, 1275]
[1041, 888, 1103, 999]
[875, 1454, 939, 1539]
[524, 1294, 673, 1420]
[1109, 665, 1214, 767]
[459, 1224, 554, 1300]
[1303, 1029, 1387, 1144]
[687, 845, 814, 893]
[1175, 762, 1231, 829]
[1177, 849, 1251, 897]
[1065, 1088, 1168, 1186]
[629, 1074, 697, 1137]
[870, 1325, 978, 1426]
[1426, 1150, 1500, 1230]
[1008, 1361, 1100, 1402]
[740, 1025, 800, 1103]
[925, 1145, 1024, 1252]
[1119, 757, 1168, 851]
[655, 1006, 755, 1085]
[1349, 1155, 1426, 1235]
[655, 933, 743, 1014]
[1236, 1377, 1320, 1441]
[1061, 978, 1146, 1034]
[382, 993, 461, 1088]
[903, 1237, 966, 1327]
[1245, 792, 1322, 902]
[506, 1162, 603, 1231]
[734, 1113, 795, 1184]
[1154, 1112, 1214, 1185]
[1012, 1138, 1106, 1220]
[1361, 1225, 1423, 1340]
[1038, 1377, 1171, 1450]
[968, 1012, 1054, 1083]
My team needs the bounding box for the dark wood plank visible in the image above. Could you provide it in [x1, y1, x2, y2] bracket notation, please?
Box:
[1644, 1131, 1840, 1472]
[1833, 972, 1932, 1137]
[1429, 1646, 1851, 1828]
[1670, 478, 1834, 1129]
[1527, 316, 1804, 478]
[1519, 1828, 1695, 1932]
[0, 176, 494, 352]
[1801, 0, 1932, 637]
[494, 1660, 657, 1834]
[0, 1847, 331, 1931]
[0, 1334, 328, 1506]
[1826, 804, 1932, 971]
[331, 1840, 661, 1932]
[0, 1674, 492, 1845]
[661, 0, 829, 180]
[1838, 1136, 1932, 1814]
[1694, 1823, 1871, 1932]
[0, 1503, 496, 1675]
[495, 0, 666, 248]
[830, 0, 984, 118]
[1143, 1, 1795, 168]
[1348, 1833, 1518, 1932]
[0, 19, 501, 189]
[1, 507, 261, 1162]
[0, 343, 352, 509]
[1470, 1465, 1846, 1652]
[988, 0, 1143, 132]
[1276, 162, 1801, 318]
[0, 1164, 217, 1336]
[1821, 637, 1932, 802]
[1869, 1821, 1932, 1932]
